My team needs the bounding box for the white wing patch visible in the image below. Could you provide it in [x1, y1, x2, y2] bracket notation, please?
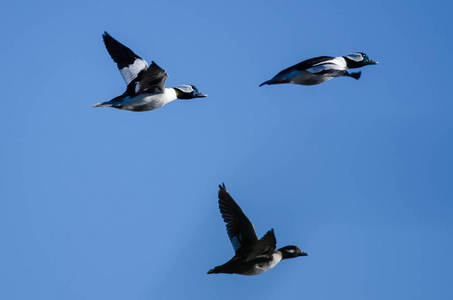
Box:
[312, 57, 347, 68]
[307, 57, 347, 74]
[120, 58, 148, 85]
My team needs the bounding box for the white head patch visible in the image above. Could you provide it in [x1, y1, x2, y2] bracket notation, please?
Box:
[176, 85, 194, 93]
[345, 53, 364, 62]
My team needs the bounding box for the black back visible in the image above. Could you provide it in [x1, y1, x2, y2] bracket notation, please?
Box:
[276, 56, 334, 75]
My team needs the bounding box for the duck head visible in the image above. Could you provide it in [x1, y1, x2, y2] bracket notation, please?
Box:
[344, 52, 378, 68]
[278, 246, 309, 259]
[175, 85, 208, 99]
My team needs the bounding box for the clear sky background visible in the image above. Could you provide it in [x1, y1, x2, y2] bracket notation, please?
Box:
[1, 0, 452, 299]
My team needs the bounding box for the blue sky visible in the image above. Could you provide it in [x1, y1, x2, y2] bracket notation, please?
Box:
[1, 0, 452, 299]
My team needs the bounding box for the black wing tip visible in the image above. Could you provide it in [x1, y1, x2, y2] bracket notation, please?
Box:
[150, 61, 164, 70]
[218, 183, 230, 202]
[264, 228, 277, 244]
[102, 31, 123, 46]
[218, 183, 232, 200]
[264, 228, 275, 237]
[102, 31, 115, 44]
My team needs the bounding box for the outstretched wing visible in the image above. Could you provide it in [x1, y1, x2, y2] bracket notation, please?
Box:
[218, 184, 259, 255]
[102, 32, 149, 85]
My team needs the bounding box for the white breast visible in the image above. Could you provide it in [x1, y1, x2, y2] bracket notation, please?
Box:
[248, 252, 283, 275]
[266, 252, 283, 271]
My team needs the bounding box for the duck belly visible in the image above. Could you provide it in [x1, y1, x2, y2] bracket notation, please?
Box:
[289, 70, 333, 85]
[241, 252, 283, 276]
[119, 94, 160, 111]
[120, 88, 177, 112]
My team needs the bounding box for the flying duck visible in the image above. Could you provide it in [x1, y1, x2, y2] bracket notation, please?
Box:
[259, 52, 378, 86]
[207, 184, 308, 275]
[92, 32, 207, 112]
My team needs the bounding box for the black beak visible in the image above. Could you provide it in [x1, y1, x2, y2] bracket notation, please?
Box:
[197, 93, 208, 98]
[368, 60, 378, 65]
[300, 252, 309, 256]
